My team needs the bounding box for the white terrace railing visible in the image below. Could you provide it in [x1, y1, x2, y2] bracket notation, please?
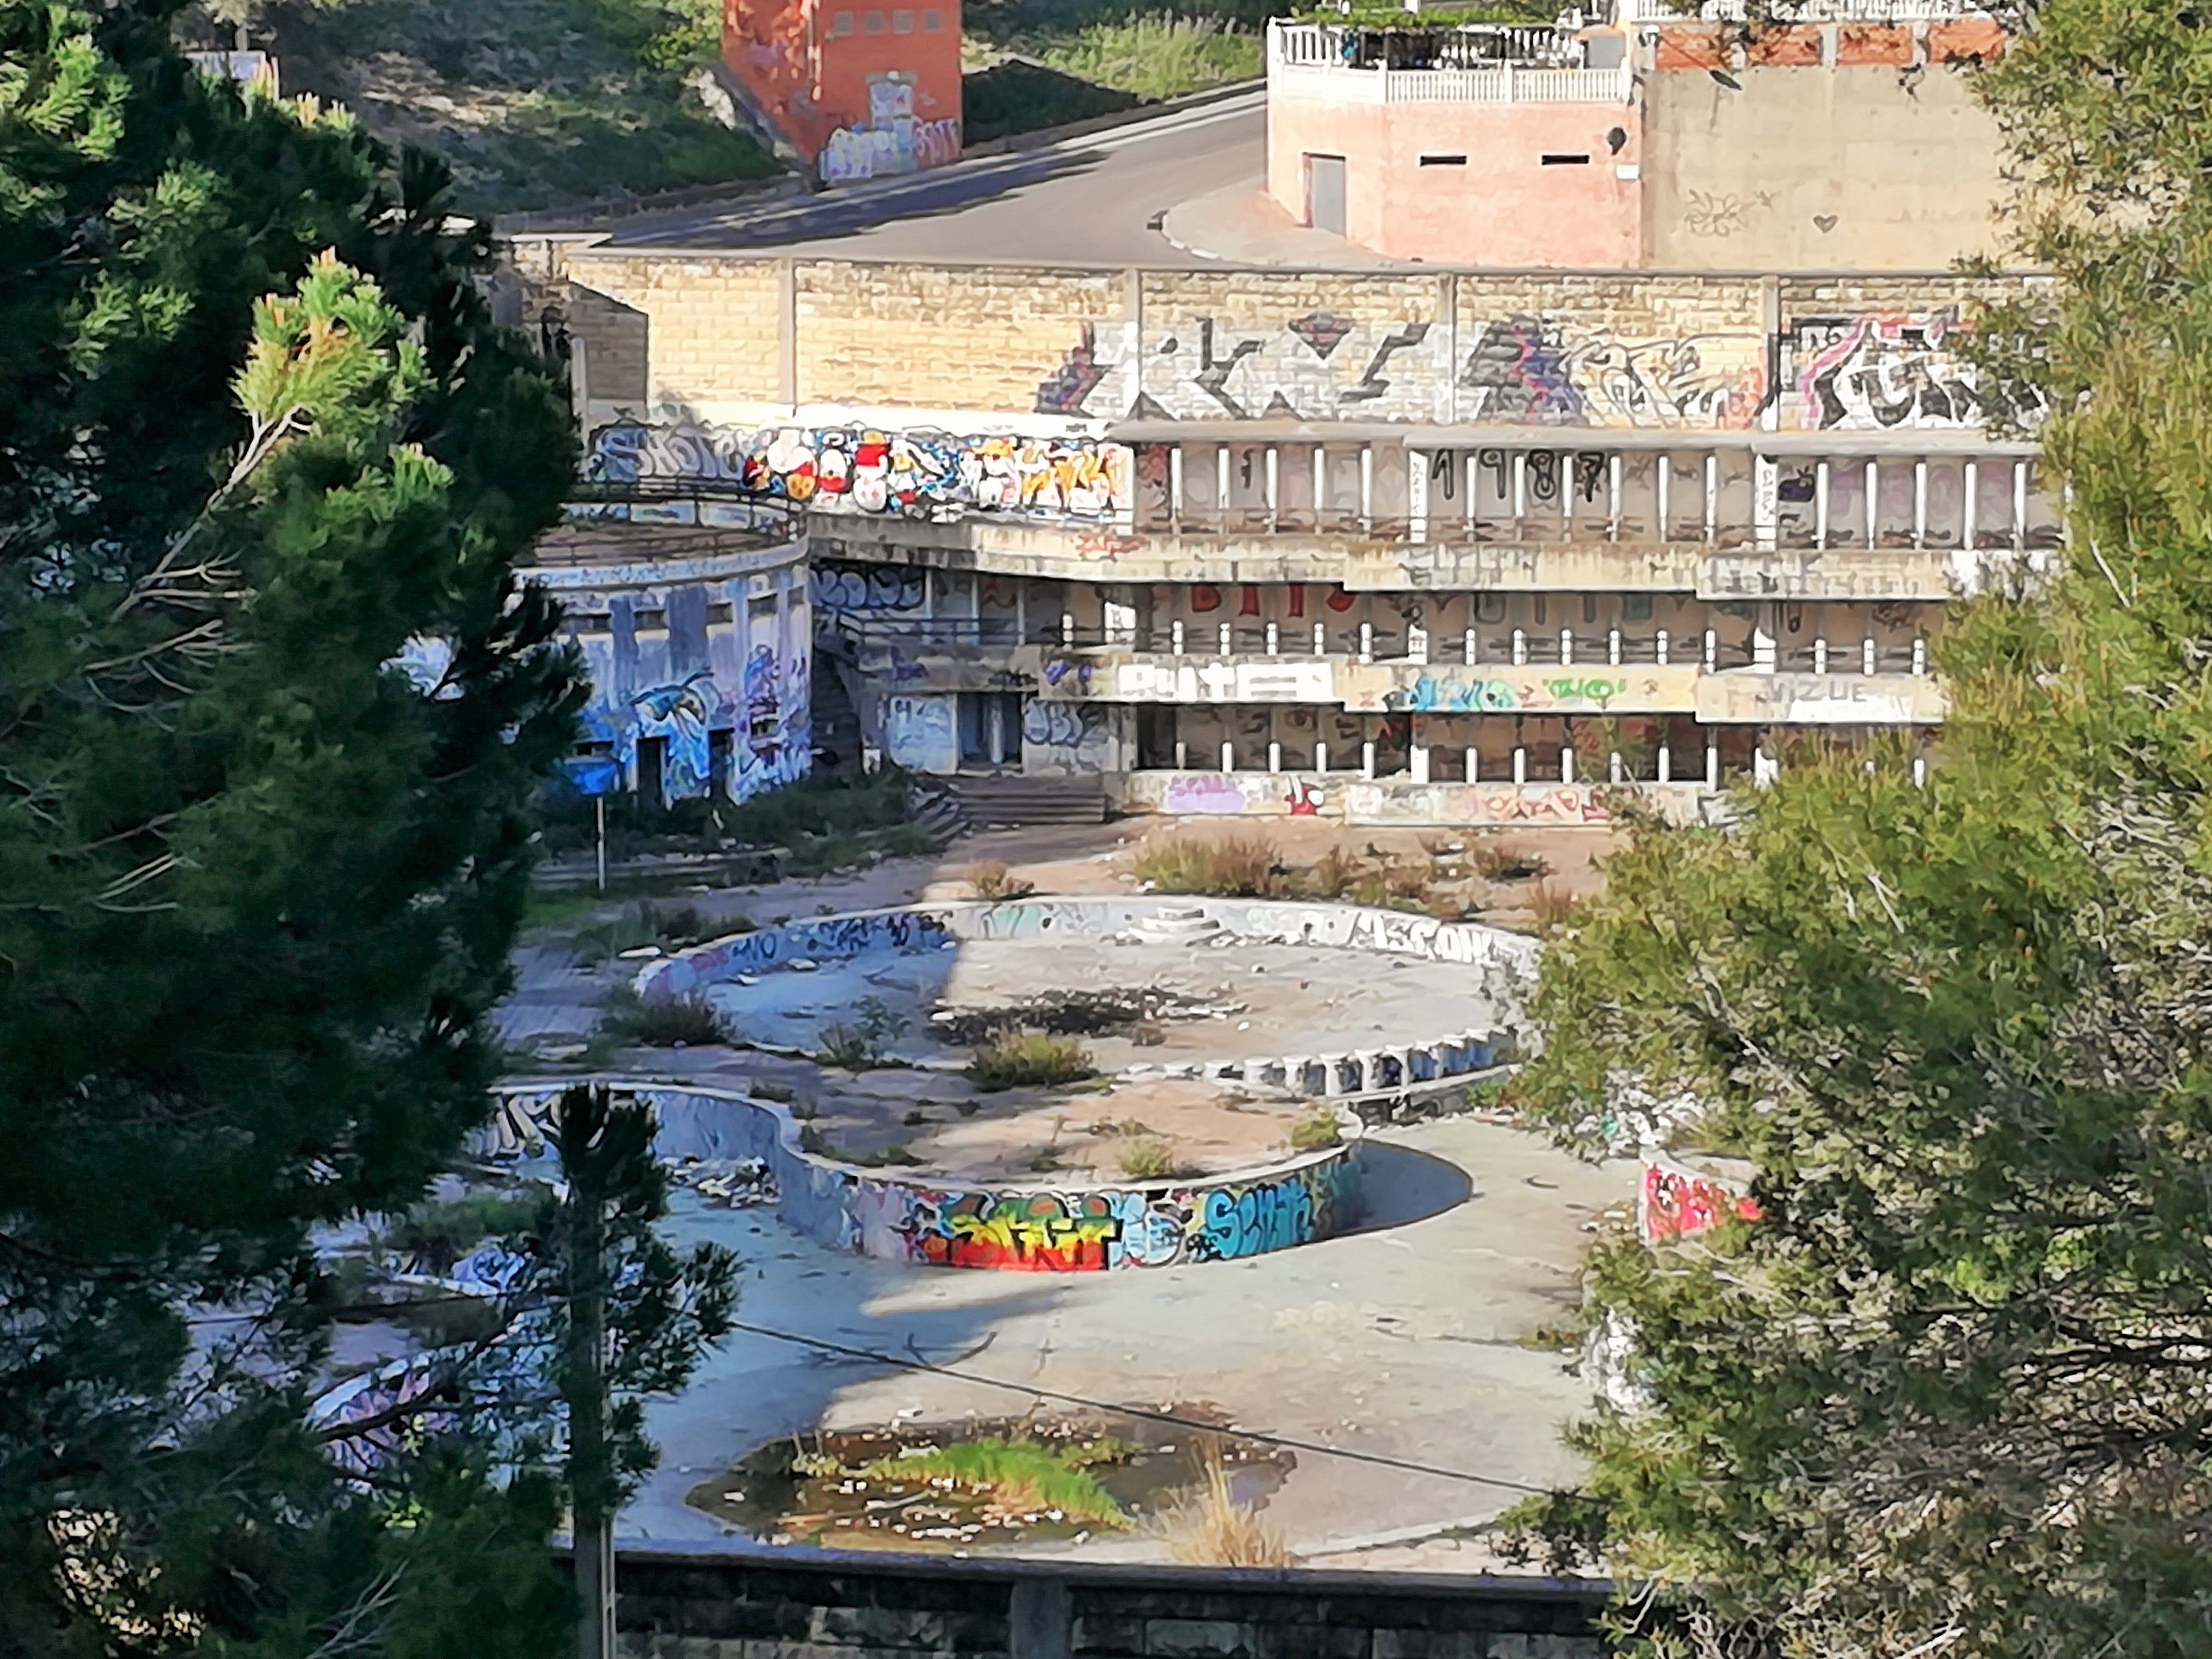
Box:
[1610, 0, 1987, 21]
[1268, 22, 1634, 103]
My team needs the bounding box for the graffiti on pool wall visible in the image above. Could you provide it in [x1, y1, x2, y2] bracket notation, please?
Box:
[588, 420, 1131, 521]
[1640, 1159, 1763, 1244]
[864, 1162, 1352, 1272]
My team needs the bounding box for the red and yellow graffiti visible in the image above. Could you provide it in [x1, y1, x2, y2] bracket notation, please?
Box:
[917, 1192, 1121, 1272]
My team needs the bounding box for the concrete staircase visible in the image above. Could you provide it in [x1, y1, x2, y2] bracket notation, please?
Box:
[808, 654, 862, 769]
[942, 773, 1110, 828]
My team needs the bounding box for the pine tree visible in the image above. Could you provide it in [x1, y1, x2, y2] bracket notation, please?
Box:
[1505, 7, 2212, 1657]
[0, 2, 589, 1649]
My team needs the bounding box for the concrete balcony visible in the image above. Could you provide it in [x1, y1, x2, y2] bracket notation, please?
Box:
[1267, 21, 1629, 104]
[1611, 0, 1983, 20]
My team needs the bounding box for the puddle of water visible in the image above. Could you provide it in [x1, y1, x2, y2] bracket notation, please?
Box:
[686, 1407, 1293, 1552]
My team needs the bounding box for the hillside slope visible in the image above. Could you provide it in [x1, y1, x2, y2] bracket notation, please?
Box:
[259, 0, 777, 215]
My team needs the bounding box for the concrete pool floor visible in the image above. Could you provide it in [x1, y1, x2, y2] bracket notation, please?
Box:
[628, 1114, 1628, 1567]
[678, 927, 1507, 1178]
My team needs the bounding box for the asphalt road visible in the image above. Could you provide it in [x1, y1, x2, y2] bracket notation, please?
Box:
[601, 92, 1265, 264]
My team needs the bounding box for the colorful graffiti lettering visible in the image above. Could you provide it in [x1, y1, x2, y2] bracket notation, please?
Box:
[884, 694, 957, 773]
[588, 420, 1130, 522]
[911, 1191, 1122, 1271]
[1162, 773, 1257, 816]
[1460, 316, 1763, 430]
[1641, 1161, 1763, 1244]
[820, 74, 959, 183]
[1192, 1177, 1316, 1262]
[1384, 674, 1521, 714]
[1285, 779, 1324, 816]
[1021, 700, 1114, 771]
[1542, 675, 1629, 708]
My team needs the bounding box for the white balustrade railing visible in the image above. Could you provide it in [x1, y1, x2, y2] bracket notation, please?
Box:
[1269, 25, 1635, 105]
[1611, 0, 1986, 21]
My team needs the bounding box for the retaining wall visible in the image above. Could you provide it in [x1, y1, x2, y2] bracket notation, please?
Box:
[486, 1079, 1361, 1273]
[613, 1548, 1612, 1659]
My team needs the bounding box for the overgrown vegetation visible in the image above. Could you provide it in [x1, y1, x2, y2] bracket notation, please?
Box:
[377, 1192, 539, 1272]
[600, 988, 728, 1047]
[1134, 833, 1288, 897]
[967, 1031, 1098, 1092]
[860, 1437, 1133, 1525]
[201, 0, 776, 215]
[1288, 1108, 1341, 1153]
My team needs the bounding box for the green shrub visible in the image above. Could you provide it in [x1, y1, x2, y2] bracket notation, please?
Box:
[600, 988, 726, 1047]
[817, 996, 906, 1070]
[967, 1031, 1097, 1092]
[966, 859, 1037, 901]
[1468, 839, 1551, 883]
[1289, 1108, 1343, 1153]
[379, 1192, 539, 1274]
[1116, 1136, 1178, 1179]
[1134, 834, 1286, 897]
[853, 1437, 1133, 1527]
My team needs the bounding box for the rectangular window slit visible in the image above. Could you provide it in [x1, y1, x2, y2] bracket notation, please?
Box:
[1541, 153, 1592, 165]
[1419, 153, 1467, 166]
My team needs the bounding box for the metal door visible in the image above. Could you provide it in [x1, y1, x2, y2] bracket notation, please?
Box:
[1305, 153, 1346, 237]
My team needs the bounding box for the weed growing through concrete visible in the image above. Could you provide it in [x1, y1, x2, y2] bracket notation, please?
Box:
[1116, 1136, 1180, 1180]
[967, 1032, 1097, 1092]
[1156, 1441, 1291, 1567]
[598, 987, 726, 1047]
[965, 859, 1036, 901]
[817, 996, 906, 1069]
[1134, 834, 1287, 897]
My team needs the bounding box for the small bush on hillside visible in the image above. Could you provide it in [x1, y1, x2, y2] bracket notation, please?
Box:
[968, 1031, 1097, 1092]
[1134, 834, 1286, 897]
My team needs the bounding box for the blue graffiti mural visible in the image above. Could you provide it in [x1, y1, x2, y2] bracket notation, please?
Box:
[1381, 674, 1522, 713]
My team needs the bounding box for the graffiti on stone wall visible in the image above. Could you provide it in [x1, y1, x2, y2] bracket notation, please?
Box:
[588, 420, 1130, 521]
[1035, 311, 1456, 424]
[1641, 1160, 1763, 1244]
[820, 74, 959, 184]
[1021, 700, 1116, 773]
[1457, 316, 1765, 430]
[1787, 309, 2051, 431]
[811, 562, 924, 611]
[1342, 782, 1626, 827]
[884, 693, 958, 773]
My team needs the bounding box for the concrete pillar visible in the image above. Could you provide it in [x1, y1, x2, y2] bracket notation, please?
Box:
[1411, 739, 1431, 784]
[1464, 746, 1479, 782]
[1269, 739, 1282, 774]
[1219, 621, 1232, 657]
[1359, 621, 1374, 663]
[1220, 739, 1234, 773]
[1656, 627, 1670, 666]
[1171, 619, 1185, 656]
[1361, 737, 1377, 779]
[1657, 743, 1672, 783]
[1265, 621, 1280, 656]
[1315, 740, 1329, 774]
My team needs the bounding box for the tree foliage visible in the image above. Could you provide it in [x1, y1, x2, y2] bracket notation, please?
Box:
[0, 1, 590, 1649]
[1505, 5, 2212, 1656]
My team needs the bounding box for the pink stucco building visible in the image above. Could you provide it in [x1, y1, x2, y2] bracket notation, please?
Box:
[1265, 1, 2010, 270]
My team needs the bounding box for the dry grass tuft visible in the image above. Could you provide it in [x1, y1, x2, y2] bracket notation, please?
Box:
[965, 859, 1036, 901]
[1156, 1442, 1293, 1568]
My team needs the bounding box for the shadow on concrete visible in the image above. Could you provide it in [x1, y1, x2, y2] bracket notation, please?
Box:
[610, 143, 1112, 249]
[1343, 1139, 1475, 1235]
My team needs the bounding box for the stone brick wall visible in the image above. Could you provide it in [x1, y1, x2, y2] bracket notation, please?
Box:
[614, 1552, 1611, 1659]
[535, 243, 2045, 441]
